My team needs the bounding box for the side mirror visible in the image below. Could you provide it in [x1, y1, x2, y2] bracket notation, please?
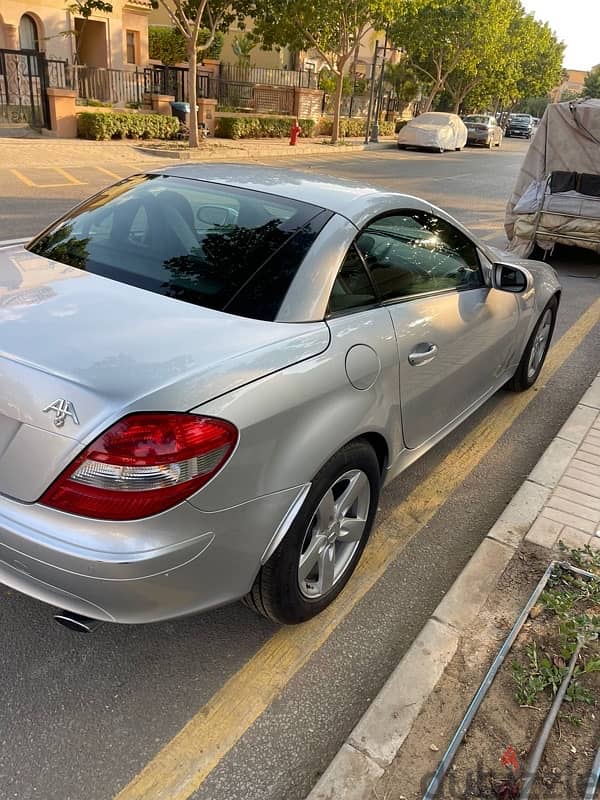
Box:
[492, 263, 531, 293]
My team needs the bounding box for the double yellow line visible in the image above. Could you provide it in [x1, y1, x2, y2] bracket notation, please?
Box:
[115, 297, 600, 800]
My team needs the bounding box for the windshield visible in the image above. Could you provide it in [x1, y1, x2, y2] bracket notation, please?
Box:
[512, 115, 531, 123]
[414, 113, 453, 125]
[464, 115, 489, 124]
[27, 175, 331, 321]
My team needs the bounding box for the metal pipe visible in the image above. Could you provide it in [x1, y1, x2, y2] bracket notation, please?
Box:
[422, 561, 558, 800]
[518, 642, 582, 799]
[54, 611, 103, 634]
[364, 41, 379, 144]
[584, 742, 600, 800]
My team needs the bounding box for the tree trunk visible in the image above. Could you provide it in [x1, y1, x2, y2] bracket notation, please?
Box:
[331, 70, 344, 144]
[188, 41, 199, 148]
[423, 80, 443, 112]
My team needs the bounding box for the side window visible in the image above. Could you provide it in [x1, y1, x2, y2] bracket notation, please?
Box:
[356, 211, 484, 302]
[328, 244, 377, 315]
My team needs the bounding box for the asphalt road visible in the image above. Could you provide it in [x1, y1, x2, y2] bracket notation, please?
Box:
[0, 139, 599, 800]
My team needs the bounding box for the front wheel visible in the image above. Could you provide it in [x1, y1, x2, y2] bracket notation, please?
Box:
[506, 297, 558, 392]
[244, 440, 381, 624]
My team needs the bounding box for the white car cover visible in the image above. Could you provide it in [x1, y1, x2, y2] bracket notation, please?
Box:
[505, 98, 600, 256]
[398, 112, 468, 151]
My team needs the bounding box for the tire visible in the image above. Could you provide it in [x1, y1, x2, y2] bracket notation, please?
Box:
[438, 147, 445, 153]
[397, 143, 406, 150]
[244, 440, 381, 624]
[506, 296, 558, 392]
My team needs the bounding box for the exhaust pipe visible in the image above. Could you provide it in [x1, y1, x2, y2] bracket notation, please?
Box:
[54, 610, 103, 633]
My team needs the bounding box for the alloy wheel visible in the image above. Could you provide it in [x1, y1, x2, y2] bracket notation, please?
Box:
[298, 469, 371, 599]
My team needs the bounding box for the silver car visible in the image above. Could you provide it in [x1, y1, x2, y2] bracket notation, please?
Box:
[463, 114, 503, 148]
[0, 165, 560, 630]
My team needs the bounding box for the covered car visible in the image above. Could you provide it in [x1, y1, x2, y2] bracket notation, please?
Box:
[505, 98, 600, 257]
[397, 112, 468, 153]
[463, 114, 503, 148]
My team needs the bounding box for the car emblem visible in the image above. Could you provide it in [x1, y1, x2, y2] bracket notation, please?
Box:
[43, 399, 80, 427]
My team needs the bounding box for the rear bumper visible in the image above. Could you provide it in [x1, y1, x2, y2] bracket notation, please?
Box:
[506, 128, 531, 137]
[0, 486, 305, 623]
[467, 132, 491, 145]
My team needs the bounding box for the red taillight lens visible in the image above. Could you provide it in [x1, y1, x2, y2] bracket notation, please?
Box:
[40, 413, 238, 520]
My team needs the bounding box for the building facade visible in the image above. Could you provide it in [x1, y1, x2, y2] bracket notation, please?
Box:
[0, 0, 151, 68]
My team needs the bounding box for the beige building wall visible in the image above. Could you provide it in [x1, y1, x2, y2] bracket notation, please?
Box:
[0, 0, 150, 69]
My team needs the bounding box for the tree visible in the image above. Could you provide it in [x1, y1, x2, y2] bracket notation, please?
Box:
[231, 32, 256, 67]
[151, 0, 247, 147]
[390, 0, 484, 112]
[384, 60, 420, 104]
[249, 0, 394, 143]
[583, 65, 600, 98]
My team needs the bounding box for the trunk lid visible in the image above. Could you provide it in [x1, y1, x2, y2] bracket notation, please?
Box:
[0, 245, 329, 501]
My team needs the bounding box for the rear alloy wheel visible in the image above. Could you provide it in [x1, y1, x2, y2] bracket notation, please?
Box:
[506, 297, 558, 392]
[244, 440, 380, 624]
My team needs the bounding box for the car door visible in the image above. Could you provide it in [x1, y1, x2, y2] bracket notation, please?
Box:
[354, 210, 520, 449]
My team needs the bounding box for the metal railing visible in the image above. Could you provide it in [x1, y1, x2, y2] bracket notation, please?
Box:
[70, 65, 145, 105]
[219, 63, 317, 89]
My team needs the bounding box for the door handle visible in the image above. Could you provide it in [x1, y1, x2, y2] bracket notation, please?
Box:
[408, 343, 438, 366]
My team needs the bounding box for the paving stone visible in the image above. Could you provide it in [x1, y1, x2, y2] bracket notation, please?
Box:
[546, 495, 600, 522]
[487, 481, 551, 548]
[525, 515, 564, 549]
[559, 476, 600, 499]
[575, 450, 600, 467]
[554, 485, 600, 510]
[541, 507, 596, 534]
[558, 527, 592, 550]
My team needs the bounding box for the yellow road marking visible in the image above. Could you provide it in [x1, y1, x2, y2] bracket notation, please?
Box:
[52, 167, 86, 185]
[95, 166, 123, 180]
[10, 167, 85, 188]
[114, 297, 600, 800]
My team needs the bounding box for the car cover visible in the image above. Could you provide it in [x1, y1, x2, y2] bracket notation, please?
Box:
[505, 98, 600, 256]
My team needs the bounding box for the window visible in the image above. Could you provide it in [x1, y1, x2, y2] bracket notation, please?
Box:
[19, 14, 39, 51]
[26, 175, 332, 322]
[126, 30, 137, 64]
[328, 245, 377, 315]
[355, 211, 484, 302]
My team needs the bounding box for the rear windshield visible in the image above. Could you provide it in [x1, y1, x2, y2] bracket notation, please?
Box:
[512, 115, 531, 122]
[27, 174, 331, 321]
[464, 115, 489, 124]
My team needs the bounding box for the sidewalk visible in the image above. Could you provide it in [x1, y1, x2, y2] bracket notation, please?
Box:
[0, 135, 396, 169]
[306, 372, 600, 800]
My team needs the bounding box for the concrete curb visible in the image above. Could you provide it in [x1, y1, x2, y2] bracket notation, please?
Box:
[305, 392, 599, 800]
[133, 140, 395, 161]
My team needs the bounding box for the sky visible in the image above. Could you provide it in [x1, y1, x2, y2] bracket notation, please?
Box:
[521, 0, 599, 71]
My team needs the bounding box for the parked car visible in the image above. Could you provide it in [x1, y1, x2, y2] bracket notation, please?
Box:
[505, 114, 535, 139]
[463, 114, 503, 148]
[397, 112, 468, 153]
[0, 166, 560, 630]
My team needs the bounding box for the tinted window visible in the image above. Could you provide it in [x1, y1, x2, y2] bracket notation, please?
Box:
[356, 211, 484, 302]
[328, 245, 377, 315]
[27, 175, 331, 321]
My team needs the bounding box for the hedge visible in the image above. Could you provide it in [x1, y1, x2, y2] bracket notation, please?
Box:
[215, 116, 316, 139]
[78, 111, 180, 141]
[315, 118, 396, 137]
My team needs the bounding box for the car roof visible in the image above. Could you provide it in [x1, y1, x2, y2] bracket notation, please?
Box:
[152, 163, 425, 223]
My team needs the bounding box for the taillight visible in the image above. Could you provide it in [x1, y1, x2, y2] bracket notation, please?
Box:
[40, 413, 238, 520]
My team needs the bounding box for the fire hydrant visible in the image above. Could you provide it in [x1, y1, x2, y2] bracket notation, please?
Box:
[289, 119, 302, 146]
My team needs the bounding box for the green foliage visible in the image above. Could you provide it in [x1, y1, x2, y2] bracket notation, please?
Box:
[85, 98, 113, 107]
[384, 61, 420, 103]
[583, 65, 600, 98]
[232, 32, 257, 67]
[316, 117, 394, 137]
[214, 115, 316, 139]
[66, 0, 112, 19]
[390, 0, 564, 113]
[77, 111, 179, 140]
[149, 25, 224, 64]
[318, 68, 353, 96]
[248, 0, 395, 142]
[515, 96, 549, 117]
[560, 89, 583, 103]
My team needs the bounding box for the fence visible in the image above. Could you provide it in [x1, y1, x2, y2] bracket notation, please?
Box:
[219, 64, 317, 89]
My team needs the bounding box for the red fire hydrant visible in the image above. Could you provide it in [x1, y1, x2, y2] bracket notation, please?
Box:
[289, 119, 302, 146]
